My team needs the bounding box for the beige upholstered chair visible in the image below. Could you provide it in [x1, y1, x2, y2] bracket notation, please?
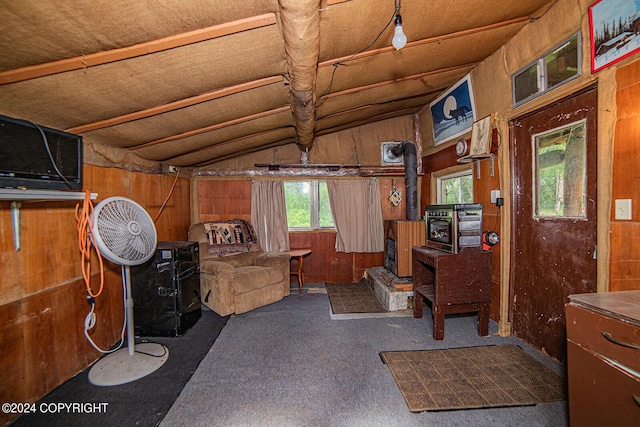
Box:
[188, 221, 290, 316]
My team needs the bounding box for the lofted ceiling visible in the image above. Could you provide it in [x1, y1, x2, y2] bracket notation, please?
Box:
[0, 0, 553, 172]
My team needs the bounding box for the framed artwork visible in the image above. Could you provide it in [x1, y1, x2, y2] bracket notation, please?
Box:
[589, 0, 640, 73]
[430, 74, 476, 146]
[469, 115, 493, 156]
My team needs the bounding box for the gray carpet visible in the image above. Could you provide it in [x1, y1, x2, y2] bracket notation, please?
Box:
[161, 290, 568, 427]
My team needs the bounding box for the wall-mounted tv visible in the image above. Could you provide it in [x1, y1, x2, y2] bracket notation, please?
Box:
[0, 114, 83, 191]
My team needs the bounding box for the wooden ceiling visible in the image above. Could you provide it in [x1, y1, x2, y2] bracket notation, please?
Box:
[0, 0, 554, 170]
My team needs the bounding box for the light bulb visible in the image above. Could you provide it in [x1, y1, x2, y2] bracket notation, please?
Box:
[392, 14, 407, 50]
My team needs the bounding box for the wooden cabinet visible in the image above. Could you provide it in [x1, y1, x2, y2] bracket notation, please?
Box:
[384, 220, 425, 277]
[566, 291, 640, 427]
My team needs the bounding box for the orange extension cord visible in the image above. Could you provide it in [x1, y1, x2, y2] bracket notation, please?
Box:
[75, 170, 180, 298]
[76, 189, 105, 298]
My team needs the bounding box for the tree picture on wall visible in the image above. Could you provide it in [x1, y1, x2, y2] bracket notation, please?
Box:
[589, 0, 640, 72]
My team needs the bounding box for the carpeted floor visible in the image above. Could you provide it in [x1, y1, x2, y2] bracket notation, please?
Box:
[160, 291, 568, 426]
[380, 344, 567, 412]
[10, 308, 228, 427]
[325, 280, 387, 314]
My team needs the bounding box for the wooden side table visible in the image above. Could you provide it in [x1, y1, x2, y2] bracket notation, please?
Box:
[412, 246, 492, 340]
[286, 249, 312, 294]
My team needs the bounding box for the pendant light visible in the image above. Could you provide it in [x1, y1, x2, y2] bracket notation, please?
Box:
[392, 14, 407, 50]
[392, 0, 407, 50]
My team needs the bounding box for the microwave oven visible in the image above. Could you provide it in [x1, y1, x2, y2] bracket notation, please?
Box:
[425, 203, 483, 253]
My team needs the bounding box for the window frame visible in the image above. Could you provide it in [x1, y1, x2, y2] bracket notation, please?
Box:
[512, 32, 582, 107]
[430, 164, 474, 205]
[531, 118, 588, 219]
[284, 180, 334, 231]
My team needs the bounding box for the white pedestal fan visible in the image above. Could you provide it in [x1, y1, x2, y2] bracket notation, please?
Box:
[87, 196, 169, 386]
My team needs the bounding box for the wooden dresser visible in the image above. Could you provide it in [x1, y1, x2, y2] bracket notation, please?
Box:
[566, 291, 640, 426]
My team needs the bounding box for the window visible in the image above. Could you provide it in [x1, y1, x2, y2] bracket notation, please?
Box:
[513, 32, 581, 106]
[284, 181, 334, 229]
[533, 120, 587, 218]
[433, 166, 474, 204]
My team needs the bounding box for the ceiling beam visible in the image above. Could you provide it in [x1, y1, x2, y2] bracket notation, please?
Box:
[318, 15, 529, 68]
[0, 13, 277, 85]
[66, 76, 284, 134]
[316, 107, 421, 135]
[190, 138, 296, 167]
[317, 64, 475, 102]
[156, 126, 296, 162]
[128, 106, 291, 151]
[279, 0, 320, 149]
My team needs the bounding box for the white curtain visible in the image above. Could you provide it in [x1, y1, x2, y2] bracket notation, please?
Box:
[326, 179, 384, 253]
[251, 180, 290, 253]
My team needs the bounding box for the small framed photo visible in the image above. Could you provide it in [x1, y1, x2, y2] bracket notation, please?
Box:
[469, 115, 493, 156]
[589, 0, 640, 73]
[429, 74, 476, 146]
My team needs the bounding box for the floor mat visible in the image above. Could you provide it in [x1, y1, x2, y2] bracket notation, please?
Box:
[380, 344, 567, 412]
[325, 281, 386, 314]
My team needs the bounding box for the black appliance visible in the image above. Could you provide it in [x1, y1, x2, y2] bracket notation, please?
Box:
[425, 203, 483, 253]
[131, 241, 201, 337]
[0, 114, 83, 190]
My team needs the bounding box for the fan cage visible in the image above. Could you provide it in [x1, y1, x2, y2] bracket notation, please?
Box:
[92, 197, 157, 266]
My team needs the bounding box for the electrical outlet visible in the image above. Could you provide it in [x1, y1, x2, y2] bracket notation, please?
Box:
[490, 189, 501, 204]
[615, 199, 632, 220]
[168, 165, 178, 173]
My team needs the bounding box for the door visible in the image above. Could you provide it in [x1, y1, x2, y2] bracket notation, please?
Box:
[509, 85, 597, 363]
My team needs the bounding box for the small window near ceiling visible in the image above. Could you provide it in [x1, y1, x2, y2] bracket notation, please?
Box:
[436, 168, 474, 204]
[533, 120, 587, 218]
[513, 32, 581, 107]
[284, 181, 334, 230]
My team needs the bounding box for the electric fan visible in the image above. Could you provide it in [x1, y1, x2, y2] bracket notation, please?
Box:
[87, 196, 169, 386]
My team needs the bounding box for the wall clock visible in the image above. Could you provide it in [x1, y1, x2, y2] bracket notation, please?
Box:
[456, 139, 469, 157]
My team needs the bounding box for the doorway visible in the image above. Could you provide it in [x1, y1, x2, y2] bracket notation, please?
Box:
[508, 85, 598, 363]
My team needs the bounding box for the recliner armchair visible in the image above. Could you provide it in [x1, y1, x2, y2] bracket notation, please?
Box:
[188, 221, 290, 316]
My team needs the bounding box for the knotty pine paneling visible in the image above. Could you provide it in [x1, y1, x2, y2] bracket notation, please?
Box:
[289, 231, 384, 284]
[197, 179, 251, 223]
[0, 164, 191, 422]
[290, 231, 351, 283]
[0, 301, 24, 426]
[611, 60, 640, 291]
[609, 222, 640, 291]
[379, 177, 408, 220]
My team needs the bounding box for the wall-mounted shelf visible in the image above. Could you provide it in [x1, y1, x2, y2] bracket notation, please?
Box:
[457, 153, 494, 179]
[0, 188, 96, 201]
[1, 189, 97, 251]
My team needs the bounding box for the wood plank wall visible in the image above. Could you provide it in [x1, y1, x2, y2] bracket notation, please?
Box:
[0, 165, 190, 425]
[611, 61, 640, 291]
[420, 143, 502, 322]
[194, 177, 406, 284]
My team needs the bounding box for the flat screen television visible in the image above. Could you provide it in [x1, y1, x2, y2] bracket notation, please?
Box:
[0, 114, 83, 190]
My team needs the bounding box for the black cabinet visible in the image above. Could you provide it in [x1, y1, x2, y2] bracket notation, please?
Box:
[131, 241, 201, 337]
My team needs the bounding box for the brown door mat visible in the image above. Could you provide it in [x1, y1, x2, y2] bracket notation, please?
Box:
[380, 344, 566, 412]
[325, 282, 387, 314]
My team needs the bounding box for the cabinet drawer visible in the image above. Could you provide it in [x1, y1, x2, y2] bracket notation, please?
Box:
[567, 341, 640, 427]
[566, 304, 640, 372]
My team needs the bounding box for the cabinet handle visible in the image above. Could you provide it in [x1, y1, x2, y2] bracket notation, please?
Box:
[634, 395, 640, 408]
[602, 332, 640, 349]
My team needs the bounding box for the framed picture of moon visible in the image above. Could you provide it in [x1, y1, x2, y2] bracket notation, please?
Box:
[429, 74, 476, 146]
